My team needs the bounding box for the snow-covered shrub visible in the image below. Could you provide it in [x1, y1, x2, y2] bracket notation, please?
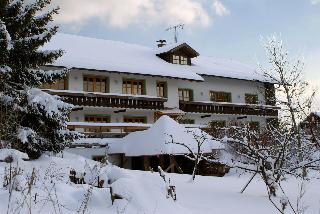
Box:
[0, 149, 29, 162]
[158, 166, 177, 201]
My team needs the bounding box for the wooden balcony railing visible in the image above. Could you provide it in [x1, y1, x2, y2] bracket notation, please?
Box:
[179, 101, 279, 117]
[43, 90, 166, 110]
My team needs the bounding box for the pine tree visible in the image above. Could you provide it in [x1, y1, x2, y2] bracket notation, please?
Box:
[0, 0, 80, 159]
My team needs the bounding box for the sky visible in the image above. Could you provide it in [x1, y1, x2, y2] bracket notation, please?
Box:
[49, 0, 320, 109]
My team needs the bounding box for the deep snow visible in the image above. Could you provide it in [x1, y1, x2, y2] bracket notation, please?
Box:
[0, 149, 319, 214]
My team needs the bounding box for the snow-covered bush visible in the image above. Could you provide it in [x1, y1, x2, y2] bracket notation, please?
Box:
[158, 166, 177, 201]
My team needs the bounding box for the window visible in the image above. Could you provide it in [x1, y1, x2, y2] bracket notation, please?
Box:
[178, 89, 193, 101]
[180, 56, 188, 65]
[210, 91, 232, 102]
[178, 118, 195, 124]
[122, 79, 145, 95]
[210, 120, 226, 129]
[40, 78, 67, 90]
[92, 155, 106, 162]
[245, 94, 259, 104]
[248, 121, 260, 130]
[209, 120, 227, 138]
[83, 76, 108, 93]
[173, 55, 180, 64]
[124, 117, 147, 123]
[172, 55, 189, 65]
[156, 81, 167, 98]
[84, 115, 110, 133]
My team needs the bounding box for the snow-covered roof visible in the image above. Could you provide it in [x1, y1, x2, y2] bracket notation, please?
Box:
[43, 34, 203, 81]
[43, 33, 269, 82]
[118, 116, 223, 156]
[69, 116, 220, 156]
[192, 56, 265, 82]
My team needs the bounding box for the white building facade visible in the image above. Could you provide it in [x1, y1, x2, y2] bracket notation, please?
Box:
[42, 34, 278, 140]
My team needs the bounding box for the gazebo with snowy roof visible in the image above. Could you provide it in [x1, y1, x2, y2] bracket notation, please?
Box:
[105, 116, 224, 174]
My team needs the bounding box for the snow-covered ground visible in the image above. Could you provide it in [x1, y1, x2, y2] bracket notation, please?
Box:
[0, 149, 319, 214]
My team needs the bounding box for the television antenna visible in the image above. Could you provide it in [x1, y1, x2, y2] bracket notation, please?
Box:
[166, 24, 184, 43]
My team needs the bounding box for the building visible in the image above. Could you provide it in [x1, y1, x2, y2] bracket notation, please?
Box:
[301, 112, 320, 139]
[41, 33, 278, 168]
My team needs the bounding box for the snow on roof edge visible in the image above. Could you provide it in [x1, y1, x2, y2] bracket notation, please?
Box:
[45, 64, 205, 82]
[44, 33, 271, 83]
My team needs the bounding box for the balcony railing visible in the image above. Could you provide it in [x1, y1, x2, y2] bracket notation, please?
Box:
[179, 101, 279, 117]
[43, 89, 166, 110]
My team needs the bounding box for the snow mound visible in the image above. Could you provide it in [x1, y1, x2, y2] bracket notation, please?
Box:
[0, 150, 190, 214]
[27, 88, 73, 118]
[120, 116, 223, 156]
[0, 149, 29, 162]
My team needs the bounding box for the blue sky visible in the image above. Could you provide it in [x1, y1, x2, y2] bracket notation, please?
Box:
[53, 0, 320, 106]
[55, 0, 320, 79]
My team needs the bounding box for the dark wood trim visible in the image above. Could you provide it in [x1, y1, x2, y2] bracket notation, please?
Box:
[157, 43, 200, 58]
[179, 101, 279, 117]
[199, 74, 274, 84]
[43, 90, 167, 110]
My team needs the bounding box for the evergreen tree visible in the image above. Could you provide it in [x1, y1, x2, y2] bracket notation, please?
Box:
[0, 0, 80, 159]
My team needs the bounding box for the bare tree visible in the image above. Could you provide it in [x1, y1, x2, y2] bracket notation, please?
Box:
[167, 130, 220, 181]
[260, 35, 318, 173]
[219, 35, 320, 214]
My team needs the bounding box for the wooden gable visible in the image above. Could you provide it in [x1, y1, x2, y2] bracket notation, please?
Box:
[157, 43, 199, 58]
[156, 43, 199, 65]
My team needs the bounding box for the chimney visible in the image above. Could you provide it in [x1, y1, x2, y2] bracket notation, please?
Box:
[156, 39, 166, 48]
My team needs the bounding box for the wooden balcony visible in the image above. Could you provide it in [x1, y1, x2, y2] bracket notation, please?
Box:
[179, 101, 279, 117]
[43, 90, 166, 110]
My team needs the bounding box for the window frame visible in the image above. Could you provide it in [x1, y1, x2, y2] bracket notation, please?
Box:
[178, 118, 195, 124]
[245, 94, 259, 104]
[210, 120, 226, 129]
[180, 56, 188, 65]
[122, 79, 146, 95]
[123, 116, 147, 123]
[84, 114, 111, 133]
[210, 91, 232, 103]
[178, 88, 193, 101]
[156, 81, 167, 98]
[40, 77, 68, 90]
[172, 55, 180, 64]
[83, 75, 109, 93]
[172, 55, 189, 65]
[248, 121, 260, 131]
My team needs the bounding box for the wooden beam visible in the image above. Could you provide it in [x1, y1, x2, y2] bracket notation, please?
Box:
[143, 156, 150, 171]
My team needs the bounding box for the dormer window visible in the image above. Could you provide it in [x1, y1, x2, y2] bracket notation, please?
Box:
[181, 56, 188, 65]
[156, 43, 199, 65]
[173, 55, 180, 64]
[172, 55, 188, 65]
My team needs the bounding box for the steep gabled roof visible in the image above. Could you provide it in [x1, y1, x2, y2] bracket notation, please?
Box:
[155, 42, 199, 58]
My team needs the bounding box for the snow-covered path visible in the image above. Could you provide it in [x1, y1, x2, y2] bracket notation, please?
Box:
[130, 170, 320, 214]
